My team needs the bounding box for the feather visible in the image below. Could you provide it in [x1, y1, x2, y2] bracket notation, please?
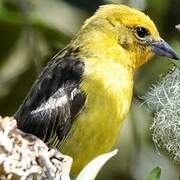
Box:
[14, 51, 86, 143]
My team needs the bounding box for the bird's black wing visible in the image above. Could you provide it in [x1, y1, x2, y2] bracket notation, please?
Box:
[14, 53, 86, 143]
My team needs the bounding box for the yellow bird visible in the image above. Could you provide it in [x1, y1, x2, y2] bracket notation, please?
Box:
[14, 4, 179, 175]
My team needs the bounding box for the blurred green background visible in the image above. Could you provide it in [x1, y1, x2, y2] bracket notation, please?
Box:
[0, 0, 179, 179]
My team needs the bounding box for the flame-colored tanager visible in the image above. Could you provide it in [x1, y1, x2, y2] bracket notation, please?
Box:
[15, 4, 179, 175]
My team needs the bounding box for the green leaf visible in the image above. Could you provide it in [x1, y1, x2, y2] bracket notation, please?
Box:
[76, 149, 118, 180]
[144, 166, 161, 180]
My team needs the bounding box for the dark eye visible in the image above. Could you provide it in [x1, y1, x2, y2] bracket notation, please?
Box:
[135, 27, 149, 39]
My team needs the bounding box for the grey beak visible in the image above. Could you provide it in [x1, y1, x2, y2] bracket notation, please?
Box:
[151, 39, 179, 60]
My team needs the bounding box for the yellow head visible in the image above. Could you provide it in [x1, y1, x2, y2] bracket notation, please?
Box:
[72, 4, 179, 69]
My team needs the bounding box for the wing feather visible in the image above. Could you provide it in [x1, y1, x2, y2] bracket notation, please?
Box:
[14, 53, 86, 143]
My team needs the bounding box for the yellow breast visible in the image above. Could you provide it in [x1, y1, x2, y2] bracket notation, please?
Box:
[60, 58, 133, 175]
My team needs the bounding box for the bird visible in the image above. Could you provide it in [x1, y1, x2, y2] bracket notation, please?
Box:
[14, 4, 179, 175]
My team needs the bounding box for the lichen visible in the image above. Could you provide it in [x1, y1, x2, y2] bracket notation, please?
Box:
[143, 67, 180, 164]
[0, 116, 72, 180]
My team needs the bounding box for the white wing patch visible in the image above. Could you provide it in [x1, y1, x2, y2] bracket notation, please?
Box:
[70, 87, 81, 100]
[31, 94, 68, 115]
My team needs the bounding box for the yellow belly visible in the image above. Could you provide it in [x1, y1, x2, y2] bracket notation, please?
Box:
[60, 60, 133, 175]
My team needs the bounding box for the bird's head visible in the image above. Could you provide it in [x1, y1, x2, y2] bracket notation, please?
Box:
[74, 4, 179, 70]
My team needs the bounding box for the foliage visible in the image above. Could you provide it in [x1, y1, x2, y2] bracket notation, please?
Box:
[144, 166, 161, 180]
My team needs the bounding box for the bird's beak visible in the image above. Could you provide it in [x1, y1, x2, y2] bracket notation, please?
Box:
[151, 39, 179, 60]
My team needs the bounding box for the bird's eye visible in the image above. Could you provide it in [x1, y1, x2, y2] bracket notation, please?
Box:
[135, 27, 149, 39]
